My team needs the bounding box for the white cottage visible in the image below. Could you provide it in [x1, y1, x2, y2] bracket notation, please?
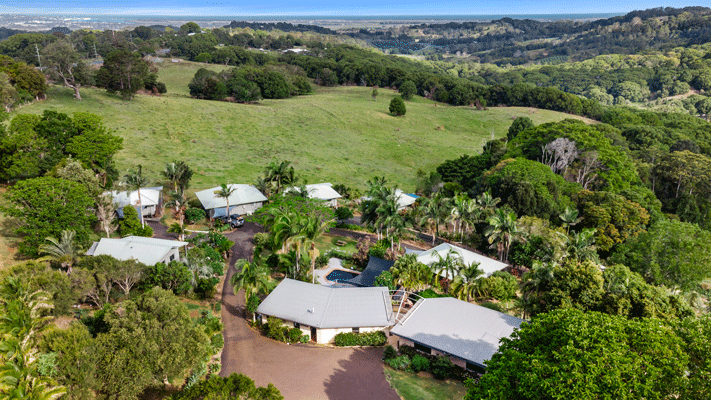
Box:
[195, 184, 268, 218]
[85, 236, 188, 265]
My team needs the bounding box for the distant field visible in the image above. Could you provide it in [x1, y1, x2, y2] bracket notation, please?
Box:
[12, 61, 590, 192]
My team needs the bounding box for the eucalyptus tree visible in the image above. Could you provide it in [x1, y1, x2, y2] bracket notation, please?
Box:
[123, 165, 150, 228]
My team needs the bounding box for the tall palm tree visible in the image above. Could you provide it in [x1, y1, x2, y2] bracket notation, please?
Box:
[450, 263, 486, 303]
[448, 194, 470, 240]
[272, 211, 309, 279]
[303, 211, 334, 283]
[230, 260, 271, 303]
[559, 206, 581, 234]
[38, 230, 81, 274]
[376, 188, 401, 247]
[264, 159, 297, 196]
[485, 209, 525, 263]
[477, 191, 500, 218]
[161, 161, 193, 195]
[419, 193, 448, 245]
[431, 250, 465, 290]
[460, 198, 482, 243]
[214, 184, 236, 220]
[123, 165, 150, 228]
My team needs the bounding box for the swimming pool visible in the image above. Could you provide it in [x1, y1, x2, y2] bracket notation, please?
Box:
[326, 269, 359, 283]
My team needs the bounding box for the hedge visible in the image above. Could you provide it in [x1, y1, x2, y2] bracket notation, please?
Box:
[333, 331, 387, 346]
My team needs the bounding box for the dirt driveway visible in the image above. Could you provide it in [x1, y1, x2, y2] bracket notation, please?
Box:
[218, 222, 401, 400]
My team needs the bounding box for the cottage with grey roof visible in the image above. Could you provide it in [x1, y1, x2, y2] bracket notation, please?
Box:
[388, 297, 525, 372]
[85, 236, 188, 266]
[194, 184, 268, 218]
[256, 278, 394, 344]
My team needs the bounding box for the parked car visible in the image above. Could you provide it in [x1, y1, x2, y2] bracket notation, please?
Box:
[215, 214, 245, 228]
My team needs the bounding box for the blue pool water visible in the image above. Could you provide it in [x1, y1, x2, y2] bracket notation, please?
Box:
[326, 270, 359, 283]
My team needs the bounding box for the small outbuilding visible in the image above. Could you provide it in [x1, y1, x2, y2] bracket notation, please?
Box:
[416, 243, 508, 278]
[256, 279, 394, 344]
[388, 297, 525, 373]
[85, 236, 188, 266]
[108, 186, 163, 218]
[195, 184, 268, 218]
[285, 183, 342, 207]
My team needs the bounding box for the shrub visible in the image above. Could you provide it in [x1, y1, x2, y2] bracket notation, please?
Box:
[299, 335, 309, 343]
[374, 271, 395, 291]
[253, 232, 271, 249]
[333, 331, 387, 346]
[383, 345, 397, 361]
[287, 327, 303, 343]
[185, 208, 206, 224]
[399, 80, 417, 100]
[141, 261, 191, 295]
[335, 206, 353, 221]
[431, 355, 454, 379]
[386, 355, 411, 370]
[194, 277, 217, 299]
[210, 333, 224, 350]
[410, 354, 430, 373]
[315, 254, 329, 269]
[265, 317, 287, 342]
[389, 96, 407, 116]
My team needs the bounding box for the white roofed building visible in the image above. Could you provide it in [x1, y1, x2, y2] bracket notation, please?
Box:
[416, 243, 508, 279]
[108, 186, 163, 218]
[285, 183, 342, 207]
[388, 297, 524, 373]
[85, 236, 188, 266]
[256, 279, 394, 344]
[195, 184, 268, 218]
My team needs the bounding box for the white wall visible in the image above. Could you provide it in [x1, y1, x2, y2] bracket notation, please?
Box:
[159, 247, 182, 264]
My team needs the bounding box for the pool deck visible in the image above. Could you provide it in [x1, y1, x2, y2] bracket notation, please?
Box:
[315, 258, 361, 286]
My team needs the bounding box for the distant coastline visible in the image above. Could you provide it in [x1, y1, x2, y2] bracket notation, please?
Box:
[0, 12, 624, 31]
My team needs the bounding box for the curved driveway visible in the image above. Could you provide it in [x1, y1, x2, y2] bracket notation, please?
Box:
[218, 222, 401, 400]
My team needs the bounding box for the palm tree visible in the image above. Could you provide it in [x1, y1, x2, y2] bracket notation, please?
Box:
[303, 211, 334, 283]
[460, 198, 482, 243]
[123, 165, 150, 228]
[477, 191, 500, 217]
[559, 206, 581, 234]
[419, 193, 448, 245]
[161, 161, 193, 195]
[390, 254, 433, 292]
[566, 229, 598, 262]
[230, 260, 271, 303]
[485, 209, 525, 263]
[38, 230, 81, 274]
[264, 159, 297, 196]
[165, 190, 188, 228]
[254, 176, 275, 198]
[376, 188, 401, 248]
[214, 184, 236, 220]
[430, 250, 465, 291]
[520, 261, 555, 318]
[448, 194, 471, 240]
[272, 210, 309, 279]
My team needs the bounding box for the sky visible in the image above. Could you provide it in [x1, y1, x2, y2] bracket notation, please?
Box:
[1, 0, 709, 16]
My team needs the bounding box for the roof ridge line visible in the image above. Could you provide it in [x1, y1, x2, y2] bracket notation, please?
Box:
[318, 286, 335, 328]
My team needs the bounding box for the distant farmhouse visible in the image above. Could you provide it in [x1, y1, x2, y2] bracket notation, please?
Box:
[195, 184, 268, 218]
[285, 183, 342, 207]
[86, 236, 188, 265]
[107, 186, 163, 218]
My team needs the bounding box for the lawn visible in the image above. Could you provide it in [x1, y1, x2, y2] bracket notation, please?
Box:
[9, 60, 593, 193]
[384, 367, 469, 400]
[313, 233, 358, 255]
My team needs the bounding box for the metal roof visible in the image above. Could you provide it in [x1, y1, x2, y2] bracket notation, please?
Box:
[194, 184, 268, 210]
[86, 236, 187, 266]
[417, 243, 507, 278]
[345, 256, 395, 287]
[107, 186, 163, 208]
[285, 183, 342, 201]
[256, 279, 393, 328]
[390, 297, 524, 366]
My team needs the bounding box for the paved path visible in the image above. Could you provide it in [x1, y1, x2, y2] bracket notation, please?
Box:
[217, 222, 401, 400]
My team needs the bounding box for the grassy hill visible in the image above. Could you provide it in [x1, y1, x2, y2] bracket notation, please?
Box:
[10, 61, 592, 192]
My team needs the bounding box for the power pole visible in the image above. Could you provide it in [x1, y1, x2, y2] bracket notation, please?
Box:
[93, 43, 100, 59]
